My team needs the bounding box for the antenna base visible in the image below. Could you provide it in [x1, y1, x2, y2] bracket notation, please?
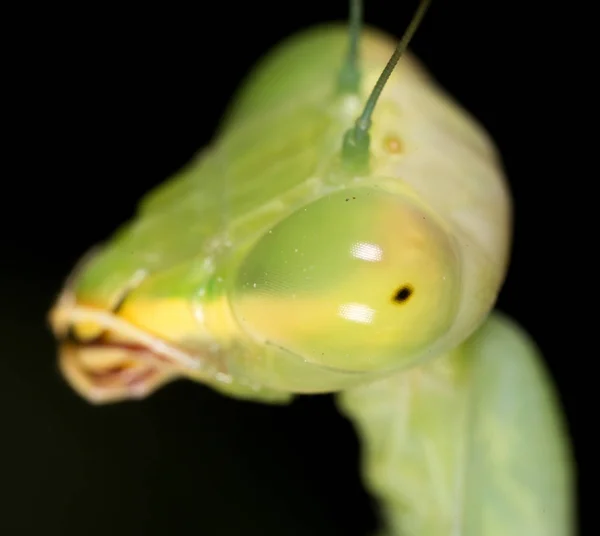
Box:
[342, 126, 370, 172]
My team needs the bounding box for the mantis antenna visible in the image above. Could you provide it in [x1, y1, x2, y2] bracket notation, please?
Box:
[342, 0, 432, 170]
[338, 0, 363, 94]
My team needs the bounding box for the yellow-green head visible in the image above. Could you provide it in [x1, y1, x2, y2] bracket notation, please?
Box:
[49, 2, 510, 403]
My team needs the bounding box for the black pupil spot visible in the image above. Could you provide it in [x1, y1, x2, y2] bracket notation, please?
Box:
[393, 285, 413, 303]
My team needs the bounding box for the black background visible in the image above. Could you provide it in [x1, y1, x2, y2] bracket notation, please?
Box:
[3, 1, 582, 535]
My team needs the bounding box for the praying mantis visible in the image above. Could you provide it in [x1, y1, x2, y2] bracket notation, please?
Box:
[48, 1, 574, 534]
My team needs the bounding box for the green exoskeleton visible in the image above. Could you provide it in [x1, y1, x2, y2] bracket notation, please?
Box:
[48, 1, 574, 534]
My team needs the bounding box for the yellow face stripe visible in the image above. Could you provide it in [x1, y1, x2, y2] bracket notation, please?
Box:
[117, 298, 201, 343]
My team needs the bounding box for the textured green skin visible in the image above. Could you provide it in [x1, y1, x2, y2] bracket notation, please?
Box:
[74, 28, 350, 306]
[64, 25, 574, 535]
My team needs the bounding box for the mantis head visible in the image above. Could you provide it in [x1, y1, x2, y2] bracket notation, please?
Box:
[49, 0, 483, 402]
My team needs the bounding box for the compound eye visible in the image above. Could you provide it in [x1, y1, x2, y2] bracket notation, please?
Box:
[231, 188, 461, 372]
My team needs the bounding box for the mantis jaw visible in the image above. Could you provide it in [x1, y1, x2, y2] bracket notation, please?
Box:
[48, 290, 216, 404]
[58, 341, 177, 403]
